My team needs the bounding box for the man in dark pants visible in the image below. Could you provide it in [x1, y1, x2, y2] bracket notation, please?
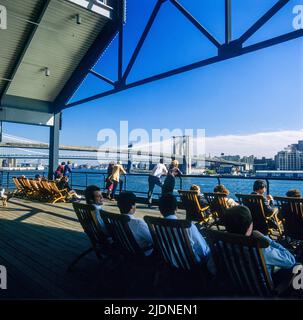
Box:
[147, 159, 168, 207]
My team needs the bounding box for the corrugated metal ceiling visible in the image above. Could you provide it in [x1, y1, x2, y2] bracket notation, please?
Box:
[0, 0, 115, 103]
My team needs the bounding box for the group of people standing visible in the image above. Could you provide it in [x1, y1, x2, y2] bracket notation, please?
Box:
[147, 159, 182, 207]
[103, 158, 182, 204]
[54, 161, 72, 179]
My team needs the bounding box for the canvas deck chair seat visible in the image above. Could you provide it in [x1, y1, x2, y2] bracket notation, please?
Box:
[69, 203, 113, 271]
[178, 190, 211, 224]
[204, 229, 279, 297]
[235, 194, 282, 237]
[274, 196, 303, 241]
[144, 215, 201, 271]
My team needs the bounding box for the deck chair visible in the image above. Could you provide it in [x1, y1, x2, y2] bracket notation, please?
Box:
[178, 190, 211, 224]
[13, 177, 26, 197]
[48, 181, 68, 204]
[100, 211, 147, 258]
[204, 229, 276, 297]
[18, 177, 35, 198]
[274, 196, 303, 241]
[235, 194, 282, 237]
[144, 216, 198, 271]
[204, 192, 229, 228]
[68, 202, 112, 271]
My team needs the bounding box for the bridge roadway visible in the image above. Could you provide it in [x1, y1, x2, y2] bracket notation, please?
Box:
[0, 142, 246, 166]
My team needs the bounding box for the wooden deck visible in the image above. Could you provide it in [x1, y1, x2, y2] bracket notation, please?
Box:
[0, 198, 186, 299]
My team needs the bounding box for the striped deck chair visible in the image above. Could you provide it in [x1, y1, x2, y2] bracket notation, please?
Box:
[204, 229, 276, 297]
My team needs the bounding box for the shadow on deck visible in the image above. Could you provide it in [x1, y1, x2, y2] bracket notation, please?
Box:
[0, 198, 191, 299]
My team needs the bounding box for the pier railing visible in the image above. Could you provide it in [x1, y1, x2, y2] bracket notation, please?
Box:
[1, 170, 303, 200]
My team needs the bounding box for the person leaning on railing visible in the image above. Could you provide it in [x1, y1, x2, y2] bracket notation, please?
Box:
[162, 160, 182, 195]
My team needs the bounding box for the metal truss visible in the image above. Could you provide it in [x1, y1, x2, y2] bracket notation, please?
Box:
[60, 0, 303, 110]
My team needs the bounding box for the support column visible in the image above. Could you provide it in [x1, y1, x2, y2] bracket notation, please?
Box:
[48, 113, 60, 180]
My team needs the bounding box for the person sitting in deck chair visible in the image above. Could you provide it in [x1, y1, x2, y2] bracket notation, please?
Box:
[117, 192, 153, 256]
[213, 184, 239, 207]
[190, 184, 211, 215]
[57, 176, 81, 201]
[158, 193, 210, 265]
[223, 205, 297, 286]
[251, 180, 276, 216]
[286, 189, 301, 198]
[84, 185, 110, 238]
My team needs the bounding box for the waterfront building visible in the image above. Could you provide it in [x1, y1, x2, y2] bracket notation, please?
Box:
[275, 142, 303, 171]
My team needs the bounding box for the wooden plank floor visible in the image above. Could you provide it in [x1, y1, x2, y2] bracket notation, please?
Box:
[0, 198, 185, 299]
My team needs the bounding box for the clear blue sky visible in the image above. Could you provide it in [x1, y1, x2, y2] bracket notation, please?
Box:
[4, 0, 303, 156]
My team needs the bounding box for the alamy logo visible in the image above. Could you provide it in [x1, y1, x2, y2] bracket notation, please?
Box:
[293, 5, 303, 30]
[292, 264, 303, 290]
[0, 265, 7, 289]
[0, 5, 7, 30]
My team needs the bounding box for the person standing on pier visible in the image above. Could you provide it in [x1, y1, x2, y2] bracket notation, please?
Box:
[109, 161, 126, 200]
[63, 160, 72, 178]
[55, 162, 65, 179]
[162, 160, 182, 195]
[147, 158, 168, 207]
[105, 161, 115, 199]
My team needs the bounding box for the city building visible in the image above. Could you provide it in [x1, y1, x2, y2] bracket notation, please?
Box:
[275, 141, 303, 170]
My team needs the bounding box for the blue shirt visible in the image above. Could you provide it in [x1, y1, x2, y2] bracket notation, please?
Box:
[207, 235, 296, 276]
[263, 236, 296, 275]
[165, 214, 210, 264]
[63, 164, 72, 177]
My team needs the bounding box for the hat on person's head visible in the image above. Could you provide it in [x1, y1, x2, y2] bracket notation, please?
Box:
[224, 205, 253, 235]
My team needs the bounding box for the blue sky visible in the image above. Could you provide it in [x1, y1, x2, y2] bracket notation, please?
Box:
[4, 0, 303, 157]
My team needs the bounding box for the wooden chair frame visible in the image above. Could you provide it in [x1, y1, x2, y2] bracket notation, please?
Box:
[274, 196, 303, 241]
[69, 202, 112, 271]
[204, 229, 275, 297]
[178, 190, 211, 224]
[236, 193, 282, 237]
[204, 192, 229, 228]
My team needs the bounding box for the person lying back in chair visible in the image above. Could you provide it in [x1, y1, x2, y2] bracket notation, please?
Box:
[117, 192, 153, 256]
[158, 193, 210, 265]
[224, 205, 297, 284]
[84, 185, 111, 239]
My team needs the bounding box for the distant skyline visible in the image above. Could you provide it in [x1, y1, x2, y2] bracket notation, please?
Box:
[3, 0, 303, 158]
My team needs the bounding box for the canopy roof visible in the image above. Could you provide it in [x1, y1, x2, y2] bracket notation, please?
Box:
[0, 0, 119, 116]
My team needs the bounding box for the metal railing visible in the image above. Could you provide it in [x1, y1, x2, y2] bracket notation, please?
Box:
[2, 170, 303, 200]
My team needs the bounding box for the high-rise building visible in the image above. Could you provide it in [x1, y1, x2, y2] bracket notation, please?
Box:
[275, 141, 303, 170]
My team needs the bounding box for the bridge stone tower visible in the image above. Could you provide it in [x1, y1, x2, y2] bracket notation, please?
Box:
[172, 136, 191, 175]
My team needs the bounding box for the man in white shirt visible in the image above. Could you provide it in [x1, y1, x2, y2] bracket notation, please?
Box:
[158, 193, 211, 265]
[147, 159, 168, 207]
[117, 192, 153, 256]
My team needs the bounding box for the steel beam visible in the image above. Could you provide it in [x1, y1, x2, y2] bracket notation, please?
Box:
[122, 0, 166, 83]
[238, 0, 290, 44]
[89, 70, 115, 86]
[48, 113, 61, 180]
[65, 29, 303, 109]
[170, 0, 220, 48]
[225, 0, 232, 44]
